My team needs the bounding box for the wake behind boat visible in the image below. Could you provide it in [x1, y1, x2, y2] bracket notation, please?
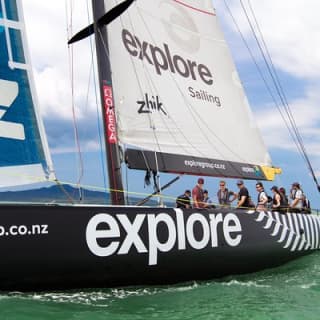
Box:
[0, 0, 319, 291]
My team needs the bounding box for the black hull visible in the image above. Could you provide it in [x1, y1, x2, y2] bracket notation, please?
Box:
[0, 204, 318, 291]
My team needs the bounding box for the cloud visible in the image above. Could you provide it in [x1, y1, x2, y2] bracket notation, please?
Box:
[214, 0, 320, 164]
[23, 0, 96, 119]
[255, 86, 320, 159]
[214, 0, 320, 79]
[23, 0, 102, 151]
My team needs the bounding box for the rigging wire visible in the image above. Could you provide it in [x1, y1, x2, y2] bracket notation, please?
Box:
[96, 28, 125, 200]
[66, 0, 85, 201]
[124, 5, 215, 190]
[128, 4, 250, 178]
[222, 1, 304, 168]
[85, 0, 110, 200]
[118, 5, 182, 196]
[121, 10, 166, 198]
[96, 13, 163, 200]
[238, 0, 320, 192]
[96, 0, 264, 188]
[66, 0, 111, 203]
[239, 1, 307, 158]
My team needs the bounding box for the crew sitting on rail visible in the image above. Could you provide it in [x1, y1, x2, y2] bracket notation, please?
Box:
[270, 185, 288, 213]
[203, 190, 215, 209]
[290, 182, 302, 212]
[176, 190, 191, 209]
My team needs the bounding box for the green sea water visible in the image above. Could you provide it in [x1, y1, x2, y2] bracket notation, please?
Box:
[1, 252, 320, 320]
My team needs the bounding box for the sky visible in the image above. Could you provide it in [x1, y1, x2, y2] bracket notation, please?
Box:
[21, 0, 320, 208]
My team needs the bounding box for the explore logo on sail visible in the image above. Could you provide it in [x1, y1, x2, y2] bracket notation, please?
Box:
[86, 210, 242, 265]
[122, 29, 213, 86]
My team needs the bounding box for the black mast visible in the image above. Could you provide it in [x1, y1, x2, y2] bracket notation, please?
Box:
[68, 0, 135, 205]
[91, 0, 124, 205]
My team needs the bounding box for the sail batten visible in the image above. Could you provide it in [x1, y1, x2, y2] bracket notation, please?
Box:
[106, 0, 275, 177]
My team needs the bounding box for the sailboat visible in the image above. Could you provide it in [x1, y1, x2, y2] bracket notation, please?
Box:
[0, 0, 319, 291]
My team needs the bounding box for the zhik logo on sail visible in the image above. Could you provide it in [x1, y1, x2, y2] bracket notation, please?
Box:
[137, 94, 167, 116]
[0, 79, 25, 140]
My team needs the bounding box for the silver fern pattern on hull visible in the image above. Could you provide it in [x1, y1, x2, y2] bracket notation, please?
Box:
[247, 211, 320, 252]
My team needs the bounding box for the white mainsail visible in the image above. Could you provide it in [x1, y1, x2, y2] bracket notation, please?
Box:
[0, 1, 55, 187]
[106, 0, 278, 180]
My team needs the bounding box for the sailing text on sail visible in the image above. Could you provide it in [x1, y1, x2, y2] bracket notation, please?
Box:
[122, 29, 213, 85]
[188, 86, 221, 107]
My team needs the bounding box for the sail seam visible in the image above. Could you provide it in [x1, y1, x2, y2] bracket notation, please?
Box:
[1, 0, 14, 67]
[173, 0, 215, 16]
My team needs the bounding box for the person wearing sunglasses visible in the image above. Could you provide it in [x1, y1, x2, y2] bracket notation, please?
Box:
[217, 180, 236, 208]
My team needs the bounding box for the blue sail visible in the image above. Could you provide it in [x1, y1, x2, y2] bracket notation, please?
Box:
[0, 0, 55, 187]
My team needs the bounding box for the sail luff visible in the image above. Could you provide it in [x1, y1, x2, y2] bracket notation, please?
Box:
[92, 0, 125, 205]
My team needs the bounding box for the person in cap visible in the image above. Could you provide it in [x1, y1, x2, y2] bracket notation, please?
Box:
[192, 178, 205, 208]
[290, 182, 303, 212]
[176, 190, 191, 209]
[236, 180, 251, 209]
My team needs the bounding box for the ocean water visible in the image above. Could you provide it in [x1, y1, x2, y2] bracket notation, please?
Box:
[2, 252, 320, 320]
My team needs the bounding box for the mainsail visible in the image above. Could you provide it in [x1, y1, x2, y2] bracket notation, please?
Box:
[0, 0, 55, 187]
[106, 0, 280, 180]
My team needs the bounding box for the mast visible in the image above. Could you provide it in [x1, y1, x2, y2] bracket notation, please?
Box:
[92, 0, 125, 205]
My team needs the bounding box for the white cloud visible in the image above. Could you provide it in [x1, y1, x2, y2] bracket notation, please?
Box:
[22, 0, 102, 152]
[23, 0, 96, 121]
[214, 0, 320, 78]
[214, 0, 320, 162]
[255, 86, 320, 157]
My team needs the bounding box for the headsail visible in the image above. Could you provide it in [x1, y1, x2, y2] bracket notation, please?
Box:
[106, 0, 280, 180]
[0, 1, 55, 187]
